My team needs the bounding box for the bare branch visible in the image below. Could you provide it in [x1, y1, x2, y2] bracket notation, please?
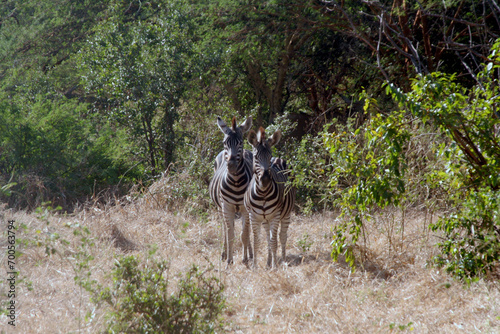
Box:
[377, 15, 390, 81]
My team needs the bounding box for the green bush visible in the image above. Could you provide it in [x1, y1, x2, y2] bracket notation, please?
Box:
[0, 96, 141, 209]
[386, 39, 500, 281]
[291, 65, 499, 278]
[95, 256, 226, 333]
[431, 188, 500, 281]
[292, 40, 500, 279]
[323, 106, 410, 266]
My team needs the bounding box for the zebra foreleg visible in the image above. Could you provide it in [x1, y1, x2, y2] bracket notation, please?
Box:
[249, 212, 262, 269]
[222, 204, 236, 265]
[263, 221, 273, 268]
[221, 216, 227, 261]
[269, 217, 281, 269]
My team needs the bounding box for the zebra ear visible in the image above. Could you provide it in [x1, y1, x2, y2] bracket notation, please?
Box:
[268, 130, 281, 147]
[248, 129, 258, 147]
[239, 116, 252, 133]
[217, 117, 231, 135]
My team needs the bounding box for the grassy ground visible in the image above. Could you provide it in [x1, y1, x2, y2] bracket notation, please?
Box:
[0, 189, 499, 333]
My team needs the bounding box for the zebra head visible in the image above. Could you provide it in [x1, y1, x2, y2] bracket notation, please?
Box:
[248, 127, 282, 188]
[217, 116, 252, 174]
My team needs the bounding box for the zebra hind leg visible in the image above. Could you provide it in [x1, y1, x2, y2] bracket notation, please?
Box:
[279, 216, 291, 265]
[241, 212, 253, 265]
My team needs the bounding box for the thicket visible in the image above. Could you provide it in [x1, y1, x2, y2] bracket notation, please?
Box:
[1, 0, 499, 280]
[291, 42, 500, 281]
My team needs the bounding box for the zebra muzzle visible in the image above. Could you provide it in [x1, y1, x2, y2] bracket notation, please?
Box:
[259, 169, 272, 188]
[227, 159, 239, 173]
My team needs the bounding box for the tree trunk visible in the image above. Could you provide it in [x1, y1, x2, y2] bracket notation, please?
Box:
[142, 114, 157, 176]
[162, 106, 176, 171]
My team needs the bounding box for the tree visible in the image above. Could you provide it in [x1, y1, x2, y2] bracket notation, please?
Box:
[387, 40, 500, 280]
[79, 0, 198, 174]
[319, 0, 500, 89]
[208, 0, 324, 124]
[0, 0, 106, 98]
[0, 0, 139, 209]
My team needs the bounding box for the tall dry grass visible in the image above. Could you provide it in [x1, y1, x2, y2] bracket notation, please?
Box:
[0, 183, 499, 333]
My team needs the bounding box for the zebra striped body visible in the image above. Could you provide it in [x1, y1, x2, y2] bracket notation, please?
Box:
[244, 127, 295, 268]
[209, 116, 253, 265]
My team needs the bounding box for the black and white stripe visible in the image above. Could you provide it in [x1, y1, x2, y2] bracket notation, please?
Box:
[209, 116, 253, 265]
[244, 127, 295, 268]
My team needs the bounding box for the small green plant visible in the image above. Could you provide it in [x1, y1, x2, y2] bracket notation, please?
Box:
[301, 197, 315, 216]
[0, 173, 16, 197]
[297, 233, 313, 253]
[389, 321, 414, 331]
[94, 256, 226, 333]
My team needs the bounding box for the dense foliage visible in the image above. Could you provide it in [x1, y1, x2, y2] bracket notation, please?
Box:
[1, 0, 499, 279]
[388, 43, 500, 280]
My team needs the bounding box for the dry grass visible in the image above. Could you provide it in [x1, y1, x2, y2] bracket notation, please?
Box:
[1, 193, 499, 333]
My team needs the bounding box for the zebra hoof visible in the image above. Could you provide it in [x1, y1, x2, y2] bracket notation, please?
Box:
[242, 258, 251, 268]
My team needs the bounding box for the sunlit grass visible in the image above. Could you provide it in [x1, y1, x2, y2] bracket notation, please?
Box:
[1, 179, 499, 333]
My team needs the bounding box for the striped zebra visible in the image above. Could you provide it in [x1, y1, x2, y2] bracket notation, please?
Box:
[209, 116, 253, 265]
[244, 127, 295, 269]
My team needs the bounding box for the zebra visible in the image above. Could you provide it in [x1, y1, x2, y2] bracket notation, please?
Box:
[209, 116, 253, 265]
[244, 126, 295, 269]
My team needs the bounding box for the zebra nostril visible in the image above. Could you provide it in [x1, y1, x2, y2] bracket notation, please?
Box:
[227, 159, 238, 173]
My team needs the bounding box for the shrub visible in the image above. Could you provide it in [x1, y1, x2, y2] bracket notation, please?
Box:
[0, 97, 141, 210]
[95, 256, 226, 333]
[386, 39, 500, 281]
[293, 40, 500, 279]
[323, 106, 410, 267]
